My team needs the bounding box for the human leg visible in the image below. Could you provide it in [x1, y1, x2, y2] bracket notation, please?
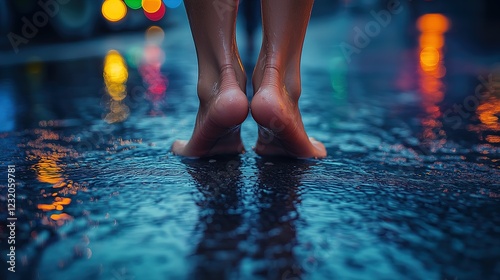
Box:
[172, 0, 249, 157]
[250, 0, 326, 158]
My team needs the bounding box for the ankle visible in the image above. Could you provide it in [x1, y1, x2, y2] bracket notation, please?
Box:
[197, 62, 246, 103]
[218, 64, 242, 91]
[254, 62, 302, 102]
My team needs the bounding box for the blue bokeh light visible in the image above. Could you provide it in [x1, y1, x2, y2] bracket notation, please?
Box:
[163, 0, 182, 9]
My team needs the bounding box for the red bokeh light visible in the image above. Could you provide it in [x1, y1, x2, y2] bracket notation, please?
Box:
[144, 2, 166, 21]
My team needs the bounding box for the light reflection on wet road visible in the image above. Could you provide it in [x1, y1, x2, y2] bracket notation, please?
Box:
[0, 7, 499, 280]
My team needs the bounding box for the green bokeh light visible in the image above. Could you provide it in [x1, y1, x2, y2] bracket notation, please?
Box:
[330, 55, 348, 102]
[124, 0, 142, 9]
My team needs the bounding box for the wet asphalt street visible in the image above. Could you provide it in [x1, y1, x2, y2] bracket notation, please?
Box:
[0, 4, 499, 280]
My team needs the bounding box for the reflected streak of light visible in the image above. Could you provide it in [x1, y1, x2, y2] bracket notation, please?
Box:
[469, 68, 500, 144]
[50, 213, 73, 222]
[104, 50, 130, 123]
[34, 156, 64, 184]
[29, 130, 79, 224]
[54, 197, 72, 205]
[140, 27, 168, 110]
[486, 135, 500, 143]
[477, 98, 500, 131]
[476, 69, 500, 140]
[417, 13, 449, 144]
[37, 204, 57, 211]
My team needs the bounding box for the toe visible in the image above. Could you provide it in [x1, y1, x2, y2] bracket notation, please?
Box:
[171, 140, 188, 155]
[309, 137, 327, 158]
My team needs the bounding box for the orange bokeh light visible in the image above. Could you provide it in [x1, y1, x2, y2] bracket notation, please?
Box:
[417, 13, 450, 143]
[417, 13, 450, 33]
[419, 32, 445, 49]
[486, 135, 500, 143]
[144, 2, 166, 21]
[142, 0, 162, 13]
[50, 213, 73, 221]
[37, 204, 56, 211]
[477, 98, 500, 131]
[420, 47, 440, 67]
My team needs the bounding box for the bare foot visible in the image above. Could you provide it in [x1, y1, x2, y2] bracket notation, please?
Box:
[250, 66, 327, 159]
[172, 66, 249, 157]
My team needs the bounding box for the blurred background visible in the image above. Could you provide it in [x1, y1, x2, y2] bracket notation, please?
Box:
[1, 0, 500, 49]
[0, 1, 499, 279]
[0, 0, 499, 131]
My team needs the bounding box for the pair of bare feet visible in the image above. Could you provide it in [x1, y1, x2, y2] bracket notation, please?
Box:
[171, 0, 326, 159]
[171, 59, 327, 159]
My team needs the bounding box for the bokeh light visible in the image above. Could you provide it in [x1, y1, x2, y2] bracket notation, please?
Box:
[125, 46, 144, 69]
[417, 13, 450, 33]
[144, 2, 166, 21]
[102, 0, 128, 22]
[419, 32, 444, 49]
[146, 26, 165, 44]
[104, 50, 129, 94]
[140, 26, 168, 109]
[34, 155, 64, 185]
[50, 213, 73, 222]
[417, 13, 450, 144]
[140, 45, 168, 105]
[418, 14, 448, 72]
[104, 50, 130, 123]
[420, 47, 440, 67]
[163, 0, 182, 8]
[329, 56, 348, 102]
[468, 67, 500, 144]
[477, 98, 500, 131]
[125, 0, 142, 9]
[29, 130, 81, 226]
[142, 0, 162, 13]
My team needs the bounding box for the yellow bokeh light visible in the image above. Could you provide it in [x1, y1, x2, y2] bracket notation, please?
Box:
[420, 47, 440, 68]
[102, 0, 128, 22]
[104, 50, 130, 123]
[142, 0, 162, 13]
[104, 50, 129, 97]
[106, 84, 127, 100]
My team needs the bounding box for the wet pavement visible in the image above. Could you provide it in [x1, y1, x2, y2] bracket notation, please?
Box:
[1, 6, 500, 280]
